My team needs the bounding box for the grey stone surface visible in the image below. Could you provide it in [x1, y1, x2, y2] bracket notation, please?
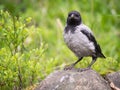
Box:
[35, 69, 112, 90]
[106, 71, 120, 90]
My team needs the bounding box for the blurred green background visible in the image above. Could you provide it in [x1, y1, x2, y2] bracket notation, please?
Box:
[0, 0, 120, 89]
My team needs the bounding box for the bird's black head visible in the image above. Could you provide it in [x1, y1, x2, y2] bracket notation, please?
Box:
[67, 11, 81, 26]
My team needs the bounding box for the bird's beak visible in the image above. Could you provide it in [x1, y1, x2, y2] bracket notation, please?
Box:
[70, 14, 74, 19]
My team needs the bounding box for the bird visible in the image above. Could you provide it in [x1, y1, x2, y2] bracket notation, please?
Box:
[63, 11, 105, 70]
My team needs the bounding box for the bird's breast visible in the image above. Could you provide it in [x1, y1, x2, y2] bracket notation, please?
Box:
[64, 29, 95, 57]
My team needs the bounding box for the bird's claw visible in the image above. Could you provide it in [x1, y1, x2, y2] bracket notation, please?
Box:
[77, 67, 91, 72]
[64, 65, 74, 70]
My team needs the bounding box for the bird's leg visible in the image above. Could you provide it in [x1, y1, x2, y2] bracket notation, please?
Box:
[79, 57, 97, 72]
[72, 57, 83, 67]
[87, 56, 97, 69]
[64, 57, 83, 70]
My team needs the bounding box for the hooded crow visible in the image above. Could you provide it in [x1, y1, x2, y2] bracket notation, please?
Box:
[64, 11, 105, 70]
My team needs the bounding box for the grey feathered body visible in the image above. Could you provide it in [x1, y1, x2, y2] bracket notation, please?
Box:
[64, 24, 96, 58]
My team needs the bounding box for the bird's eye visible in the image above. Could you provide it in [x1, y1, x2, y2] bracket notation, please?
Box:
[68, 14, 71, 17]
[75, 14, 79, 17]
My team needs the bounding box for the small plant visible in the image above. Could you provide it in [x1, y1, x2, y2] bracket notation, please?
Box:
[0, 10, 47, 90]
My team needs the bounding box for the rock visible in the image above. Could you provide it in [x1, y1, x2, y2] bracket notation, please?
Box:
[35, 69, 111, 90]
[105, 71, 120, 90]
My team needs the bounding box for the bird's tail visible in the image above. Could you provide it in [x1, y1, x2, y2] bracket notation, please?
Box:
[98, 53, 106, 58]
[96, 44, 106, 58]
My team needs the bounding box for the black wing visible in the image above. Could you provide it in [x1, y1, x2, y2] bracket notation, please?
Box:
[81, 30, 105, 58]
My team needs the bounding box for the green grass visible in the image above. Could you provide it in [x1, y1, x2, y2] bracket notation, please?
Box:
[22, 0, 120, 75]
[0, 0, 120, 89]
